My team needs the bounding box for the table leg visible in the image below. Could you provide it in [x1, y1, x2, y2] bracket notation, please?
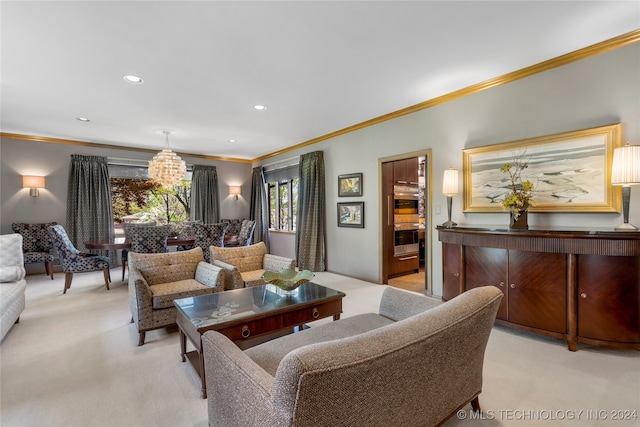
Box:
[333, 313, 341, 321]
[179, 329, 186, 362]
[199, 340, 207, 399]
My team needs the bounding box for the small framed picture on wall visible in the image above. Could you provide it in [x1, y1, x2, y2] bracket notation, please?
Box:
[338, 173, 363, 197]
[337, 202, 364, 228]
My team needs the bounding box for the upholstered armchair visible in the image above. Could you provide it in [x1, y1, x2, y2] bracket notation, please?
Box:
[210, 242, 296, 290]
[120, 222, 164, 281]
[47, 225, 111, 294]
[224, 220, 256, 247]
[128, 247, 225, 346]
[11, 222, 57, 280]
[192, 222, 229, 263]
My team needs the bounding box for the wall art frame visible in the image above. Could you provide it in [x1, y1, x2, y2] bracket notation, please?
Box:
[463, 123, 622, 213]
[338, 173, 363, 197]
[337, 202, 364, 228]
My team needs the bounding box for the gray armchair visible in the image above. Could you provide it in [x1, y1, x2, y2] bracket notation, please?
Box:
[202, 286, 503, 427]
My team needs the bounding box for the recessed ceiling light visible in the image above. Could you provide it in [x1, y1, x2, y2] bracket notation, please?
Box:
[76, 117, 90, 122]
[228, 139, 236, 143]
[254, 105, 267, 111]
[123, 75, 144, 84]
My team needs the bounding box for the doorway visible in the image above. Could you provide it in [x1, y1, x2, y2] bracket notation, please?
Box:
[380, 150, 432, 296]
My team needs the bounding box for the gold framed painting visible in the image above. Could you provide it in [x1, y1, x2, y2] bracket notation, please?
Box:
[463, 123, 622, 213]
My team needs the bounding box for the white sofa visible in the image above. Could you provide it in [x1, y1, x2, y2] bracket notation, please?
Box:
[1, 234, 27, 343]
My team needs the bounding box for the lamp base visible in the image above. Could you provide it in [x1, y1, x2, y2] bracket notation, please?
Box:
[615, 222, 638, 231]
[441, 220, 457, 228]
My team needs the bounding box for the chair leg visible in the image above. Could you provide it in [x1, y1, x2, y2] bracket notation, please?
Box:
[63, 272, 73, 294]
[122, 260, 127, 281]
[471, 396, 481, 413]
[103, 268, 110, 291]
[45, 261, 54, 280]
[138, 331, 146, 346]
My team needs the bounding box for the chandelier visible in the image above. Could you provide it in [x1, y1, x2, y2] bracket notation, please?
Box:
[148, 130, 186, 188]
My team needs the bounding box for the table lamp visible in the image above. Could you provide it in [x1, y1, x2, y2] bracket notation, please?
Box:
[442, 168, 459, 228]
[611, 143, 640, 230]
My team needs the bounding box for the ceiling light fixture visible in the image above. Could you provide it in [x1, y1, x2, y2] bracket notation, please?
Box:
[254, 105, 267, 111]
[123, 75, 144, 84]
[148, 130, 186, 188]
[228, 139, 236, 143]
[76, 117, 90, 122]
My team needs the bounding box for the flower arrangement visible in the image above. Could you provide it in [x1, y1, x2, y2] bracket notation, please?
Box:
[500, 153, 535, 221]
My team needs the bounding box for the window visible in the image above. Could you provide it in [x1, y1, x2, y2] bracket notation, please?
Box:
[264, 159, 299, 232]
[267, 178, 298, 231]
[108, 158, 192, 236]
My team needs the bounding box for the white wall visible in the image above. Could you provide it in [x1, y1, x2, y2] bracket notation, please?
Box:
[255, 43, 640, 296]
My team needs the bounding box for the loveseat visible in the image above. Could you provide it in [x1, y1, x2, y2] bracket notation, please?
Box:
[128, 247, 225, 346]
[1, 234, 28, 343]
[202, 285, 502, 427]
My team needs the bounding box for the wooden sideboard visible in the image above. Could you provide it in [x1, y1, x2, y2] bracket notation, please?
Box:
[437, 226, 640, 351]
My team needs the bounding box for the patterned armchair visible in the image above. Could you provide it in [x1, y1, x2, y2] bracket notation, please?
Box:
[47, 225, 111, 294]
[11, 222, 57, 280]
[128, 247, 225, 346]
[211, 242, 296, 290]
[224, 220, 256, 247]
[192, 223, 229, 263]
[120, 222, 161, 281]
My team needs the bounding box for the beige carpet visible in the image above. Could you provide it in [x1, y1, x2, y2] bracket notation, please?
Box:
[1, 270, 638, 427]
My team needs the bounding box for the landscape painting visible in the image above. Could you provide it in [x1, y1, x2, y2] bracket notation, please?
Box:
[463, 124, 622, 213]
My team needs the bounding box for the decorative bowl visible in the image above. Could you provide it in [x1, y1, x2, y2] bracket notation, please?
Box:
[262, 269, 314, 292]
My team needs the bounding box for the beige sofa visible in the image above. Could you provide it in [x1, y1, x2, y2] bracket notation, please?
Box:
[202, 285, 503, 427]
[210, 242, 296, 290]
[128, 247, 225, 346]
[0, 234, 27, 343]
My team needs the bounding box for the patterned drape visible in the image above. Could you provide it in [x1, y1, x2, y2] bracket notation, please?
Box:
[67, 155, 115, 262]
[250, 167, 269, 249]
[295, 151, 326, 271]
[190, 165, 220, 224]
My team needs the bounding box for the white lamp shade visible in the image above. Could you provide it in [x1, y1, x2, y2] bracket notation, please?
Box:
[229, 186, 241, 195]
[23, 175, 45, 188]
[442, 169, 459, 195]
[611, 145, 640, 186]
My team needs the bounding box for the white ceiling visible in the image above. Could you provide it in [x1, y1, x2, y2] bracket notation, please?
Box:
[2, 1, 639, 161]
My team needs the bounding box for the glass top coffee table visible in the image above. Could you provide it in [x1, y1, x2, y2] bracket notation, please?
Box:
[174, 282, 345, 398]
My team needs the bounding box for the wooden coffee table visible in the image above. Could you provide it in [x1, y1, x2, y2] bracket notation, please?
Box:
[174, 282, 345, 398]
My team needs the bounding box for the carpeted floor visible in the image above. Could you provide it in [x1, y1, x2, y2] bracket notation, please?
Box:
[1, 270, 638, 427]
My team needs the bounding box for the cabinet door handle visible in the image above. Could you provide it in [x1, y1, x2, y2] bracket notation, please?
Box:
[510, 283, 516, 289]
[387, 195, 392, 226]
[454, 273, 460, 277]
[499, 281, 504, 287]
[399, 256, 417, 261]
[580, 292, 588, 299]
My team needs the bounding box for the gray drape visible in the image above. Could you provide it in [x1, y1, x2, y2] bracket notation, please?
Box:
[190, 165, 220, 224]
[295, 151, 326, 271]
[67, 155, 115, 262]
[250, 167, 269, 249]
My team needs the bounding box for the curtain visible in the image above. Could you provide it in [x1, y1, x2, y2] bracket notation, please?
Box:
[67, 155, 115, 262]
[190, 165, 220, 224]
[249, 167, 269, 249]
[295, 151, 326, 271]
